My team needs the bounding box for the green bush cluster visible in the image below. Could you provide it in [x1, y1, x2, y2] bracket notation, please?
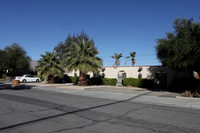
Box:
[34, 74, 79, 84]
[54, 75, 79, 84]
[89, 77, 102, 85]
[89, 77, 117, 86]
[2, 74, 6, 79]
[123, 78, 154, 88]
[0, 74, 6, 80]
[69, 76, 79, 84]
[102, 78, 117, 86]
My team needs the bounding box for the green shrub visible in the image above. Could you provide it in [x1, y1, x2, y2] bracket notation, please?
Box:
[47, 75, 79, 84]
[89, 77, 117, 86]
[40, 76, 45, 81]
[123, 78, 135, 86]
[140, 78, 154, 88]
[2, 74, 6, 79]
[54, 75, 72, 83]
[102, 78, 117, 86]
[55, 76, 63, 83]
[69, 76, 79, 84]
[62, 75, 71, 83]
[123, 78, 154, 88]
[89, 77, 102, 85]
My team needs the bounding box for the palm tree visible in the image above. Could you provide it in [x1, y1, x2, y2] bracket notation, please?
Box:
[125, 52, 136, 66]
[64, 34, 102, 86]
[111, 53, 123, 68]
[35, 51, 65, 84]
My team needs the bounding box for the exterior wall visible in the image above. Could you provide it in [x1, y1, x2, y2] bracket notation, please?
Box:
[66, 66, 169, 80]
[65, 66, 192, 87]
[102, 66, 153, 79]
[102, 66, 191, 86]
[66, 70, 94, 77]
[66, 70, 78, 77]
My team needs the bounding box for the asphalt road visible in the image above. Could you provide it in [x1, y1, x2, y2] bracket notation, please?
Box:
[0, 87, 200, 133]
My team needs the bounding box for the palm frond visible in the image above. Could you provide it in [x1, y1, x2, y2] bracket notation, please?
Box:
[36, 51, 65, 78]
[64, 37, 102, 74]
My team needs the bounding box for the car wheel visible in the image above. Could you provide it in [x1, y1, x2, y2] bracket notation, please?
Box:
[36, 79, 39, 82]
[22, 79, 26, 83]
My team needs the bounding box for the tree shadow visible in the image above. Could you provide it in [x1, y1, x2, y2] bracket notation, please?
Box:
[0, 82, 34, 90]
[147, 66, 195, 94]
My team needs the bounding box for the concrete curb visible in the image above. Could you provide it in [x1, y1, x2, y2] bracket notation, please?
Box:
[176, 96, 200, 100]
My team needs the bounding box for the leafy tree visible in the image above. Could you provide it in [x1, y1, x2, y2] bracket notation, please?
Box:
[0, 43, 31, 77]
[64, 32, 102, 86]
[156, 18, 200, 73]
[111, 53, 123, 68]
[54, 34, 76, 60]
[0, 50, 6, 72]
[125, 51, 136, 66]
[36, 51, 65, 83]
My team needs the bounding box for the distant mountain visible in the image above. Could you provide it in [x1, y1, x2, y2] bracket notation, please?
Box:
[30, 60, 38, 70]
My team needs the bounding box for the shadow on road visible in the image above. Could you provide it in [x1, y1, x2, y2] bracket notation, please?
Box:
[0, 82, 34, 90]
[0, 91, 152, 131]
[145, 87, 184, 94]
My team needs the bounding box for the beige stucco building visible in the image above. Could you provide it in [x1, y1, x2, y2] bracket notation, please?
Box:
[66, 65, 191, 87]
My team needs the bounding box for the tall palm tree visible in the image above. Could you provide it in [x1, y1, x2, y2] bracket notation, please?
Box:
[111, 53, 123, 68]
[35, 51, 65, 84]
[64, 35, 102, 86]
[125, 52, 136, 66]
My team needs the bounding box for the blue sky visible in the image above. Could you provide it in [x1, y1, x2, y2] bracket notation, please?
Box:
[0, 0, 200, 66]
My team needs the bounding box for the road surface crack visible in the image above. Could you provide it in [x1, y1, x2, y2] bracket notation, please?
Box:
[28, 105, 67, 113]
[51, 112, 114, 133]
[123, 105, 150, 116]
[51, 121, 96, 133]
[0, 104, 15, 115]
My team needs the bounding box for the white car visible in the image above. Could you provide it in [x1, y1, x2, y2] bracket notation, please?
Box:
[15, 74, 41, 83]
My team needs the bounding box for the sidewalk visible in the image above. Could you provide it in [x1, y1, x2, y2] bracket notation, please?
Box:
[28, 83, 200, 110]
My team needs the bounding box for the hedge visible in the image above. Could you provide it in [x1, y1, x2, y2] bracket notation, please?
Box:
[123, 78, 154, 88]
[89, 77, 117, 86]
[34, 75, 79, 84]
[102, 78, 117, 86]
[34, 74, 117, 86]
[54, 75, 79, 84]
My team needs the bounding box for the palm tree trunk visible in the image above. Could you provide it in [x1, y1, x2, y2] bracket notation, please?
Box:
[44, 76, 47, 84]
[48, 75, 55, 84]
[78, 72, 87, 86]
[131, 59, 135, 66]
